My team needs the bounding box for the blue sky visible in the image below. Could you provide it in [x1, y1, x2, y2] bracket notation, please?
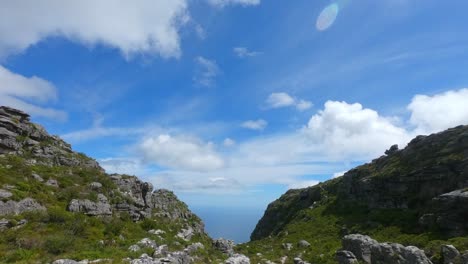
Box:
[1, 0, 468, 241]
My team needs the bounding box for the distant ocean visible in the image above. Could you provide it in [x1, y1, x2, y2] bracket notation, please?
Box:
[191, 206, 264, 243]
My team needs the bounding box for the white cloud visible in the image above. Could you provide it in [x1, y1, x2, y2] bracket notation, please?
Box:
[265, 92, 313, 111]
[306, 101, 411, 160]
[207, 0, 260, 7]
[408, 88, 468, 134]
[0, 65, 66, 120]
[241, 119, 268, 130]
[296, 99, 313, 111]
[223, 138, 236, 147]
[287, 180, 320, 190]
[139, 134, 224, 171]
[233, 47, 261, 58]
[332, 171, 346, 178]
[0, 0, 189, 59]
[194, 56, 220, 87]
[99, 157, 147, 176]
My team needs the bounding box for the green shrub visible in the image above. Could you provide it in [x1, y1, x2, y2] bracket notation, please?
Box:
[45, 234, 74, 254]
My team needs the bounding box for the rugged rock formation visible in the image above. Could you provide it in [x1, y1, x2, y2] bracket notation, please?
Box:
[0, 106, 101, 170]
[339, 234, 433, 264]
[0, 198, 46, 216]
[251, 125, 468, 240]
[68, 194, 112, 216]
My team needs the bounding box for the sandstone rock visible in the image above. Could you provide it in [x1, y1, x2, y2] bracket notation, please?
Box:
[46, 178, 59, 187]
[0, 189, 12, 199]
[31, 173, 44, 182]
[137, 238, 158, 249]
[186, 242, 204, 253]
[89, 182, 103, 189]
[0, 198, 46, 216]
[129, 244, 141, 252]
[461, 251, 468, 264]
[177, 226, 194, 241]
[282, 243, 293, 251]
[342, 234, 432, 264]
[52, 260, 79, 264]
[426, 189, 468, 236]
[214, 238, 235, 256]
[149, 229, 166, 235]
[335, 250, 358, 264]
[297, 240, 310, 248]
[442, 245, 460, 264]
[67, 195, 112, 216]
[293, 257, 310, 264]
[225, 254, 250, 264]
[0, 218, 11, 230]
[153, 245, 169, 258]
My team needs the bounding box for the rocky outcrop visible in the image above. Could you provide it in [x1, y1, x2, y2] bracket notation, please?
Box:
[214, 238, 235, 256]
[419, 189, 468, 236]
[0, 106, 101, 170]
[67, 194, 112, 216]
[225, 254, 250, 264]
[339, 234, 432, 264]
[252, 125, 468, 240]
[335, 250, 358, 264]
[0, 198, 46, 216]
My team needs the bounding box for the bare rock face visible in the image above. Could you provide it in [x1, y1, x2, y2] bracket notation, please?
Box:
[214, 238, 235, 256]
[0, 198, 46, 216]
[335, 250, 358, 264]
[340, 234, 433, 264]
[0, 106, 101, 170]
[225, 254, 250, 264]
[67, 194, 112, 216]
[420, 189, 468, 237]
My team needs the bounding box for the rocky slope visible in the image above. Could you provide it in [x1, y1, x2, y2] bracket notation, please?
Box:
[0, 106, 247, 263]
[242, 125, 468, 264]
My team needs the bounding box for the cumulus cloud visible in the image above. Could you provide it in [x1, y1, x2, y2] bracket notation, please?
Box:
[207, 0, 261, 7]
[139, 134, 224, 171]
[332, 171, 347, 178]
[266, 92, 313, 111]
[408, 88, 468, 134]
[287, 180, 320, 189]
[241, 119, 268, 130]
[99, 157, 147, 176]
[0, 65, 66, 120]
[305, 101, 411, 160]
[194, 56, 220, 87]
[0, 0, 189, 58]
[233, 47, 261, 58]
[223, 138, 236, 147]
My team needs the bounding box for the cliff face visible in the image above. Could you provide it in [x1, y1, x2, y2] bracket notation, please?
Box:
[241, 126, 468, 264]
[251, 125, 468, 241]
[0, 106, 230, 263]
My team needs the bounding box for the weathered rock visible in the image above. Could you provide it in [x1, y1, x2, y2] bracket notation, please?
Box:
[297, 240, 311, 248]
[89, 182, 103, 189]
[186, 242, 204, 254]
[0, 218, 11, 230]
[425, 189, 468, 236]
[225, 254, 250, 264]
[67, 194, 111, 216]
[442, 245, 460, 264]
[129, 244, 141, 252]
[214, 238, 235, 256]
[148, 229, 166, 235]
[0, 198, 46, 216]
[461, 251, 468, 264]
[335, 250, 358, 264]
[137, 238, 158, 249]
[0, 189, 12, 199]
[342, 234, 432, 264]
[153, 245, 169, 258]
[293, 257, 310, 264]
[31, 173, 44, 182]
[177, 226, 194, 241]
[46, 178, 59, 187]
[282, 243, 293, 251]
[0, 106, 102, 170]
[52, 260, 79, 264]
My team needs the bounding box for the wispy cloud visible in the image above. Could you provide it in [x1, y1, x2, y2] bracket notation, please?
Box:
[0, 65, 66, 120]
[193, 56, 221, 87]
[265, 92, 313, 111]
[233, 47, 262, 58]
[207, 0, 261, 8]
[241, 119, 268, 131]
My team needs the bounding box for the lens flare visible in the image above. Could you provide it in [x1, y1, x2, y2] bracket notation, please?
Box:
[316, 3, 339, 31]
